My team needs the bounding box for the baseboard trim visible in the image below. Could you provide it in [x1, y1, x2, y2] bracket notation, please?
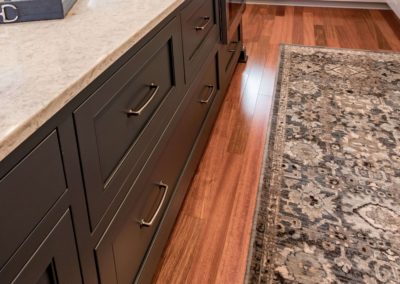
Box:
[246, 0, 390, 10]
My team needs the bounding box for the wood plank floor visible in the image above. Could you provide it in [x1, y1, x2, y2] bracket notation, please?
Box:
[154, 5, 400, 284]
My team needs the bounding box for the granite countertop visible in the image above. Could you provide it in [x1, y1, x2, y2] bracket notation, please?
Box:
[0, 0, 184, 161]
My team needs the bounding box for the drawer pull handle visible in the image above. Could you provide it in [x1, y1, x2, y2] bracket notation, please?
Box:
[126, 83, 160, 116]
[195, 16, 211, 31]
[139, 181, 169, 228]
[200, 85, 215, 104]
[229, 41, 240, 53]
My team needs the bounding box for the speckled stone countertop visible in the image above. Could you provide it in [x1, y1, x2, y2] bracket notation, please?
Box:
[0, 0, 184, 161]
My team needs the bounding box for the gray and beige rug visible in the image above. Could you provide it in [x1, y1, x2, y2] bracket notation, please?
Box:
[247, 45, 400, 284]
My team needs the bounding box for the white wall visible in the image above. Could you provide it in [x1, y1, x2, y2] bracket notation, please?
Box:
[247, 0, 397, 17]
[387, 0, 400, 18]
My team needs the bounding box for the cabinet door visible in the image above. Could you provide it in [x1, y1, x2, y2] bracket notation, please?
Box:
[2, 211, 81, 284]
[0, 131, 68, 269]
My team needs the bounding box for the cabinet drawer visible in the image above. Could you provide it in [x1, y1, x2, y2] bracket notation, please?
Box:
[94, 134, 185, 284]
[181, 0, 219, 82]
[74, 17, 184, 230]
[220, 27, 240, 74]
[94, 52, 219, 284]
[175, 50, 219, 151]
[0, 131, 67, 269]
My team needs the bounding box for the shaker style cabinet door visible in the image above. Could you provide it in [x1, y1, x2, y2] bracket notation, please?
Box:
[0, 128, 83, 284]
[0, 211, 81, 284]
[0, 131, 67, 270]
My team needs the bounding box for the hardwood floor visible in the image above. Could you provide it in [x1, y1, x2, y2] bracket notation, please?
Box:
[154, 5, 400, 284]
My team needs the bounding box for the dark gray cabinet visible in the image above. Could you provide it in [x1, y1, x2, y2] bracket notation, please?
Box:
[0, 121, 85, 284]
[0, 0, 245, 283]
[0, 131, 67, 269]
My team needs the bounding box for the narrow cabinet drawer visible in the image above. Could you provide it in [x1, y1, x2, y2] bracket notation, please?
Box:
[0, 131, 67, 269]
[174, 50, 219, 151]
[182, 0, 216, 58]
[181, 0, 219, 82]
[94, 51, 219, 284]
[73, 17, 184, 231]
[220, 27, 240, 74]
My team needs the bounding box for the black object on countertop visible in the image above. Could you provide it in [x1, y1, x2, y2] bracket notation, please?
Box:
[0, 0, 76, 24]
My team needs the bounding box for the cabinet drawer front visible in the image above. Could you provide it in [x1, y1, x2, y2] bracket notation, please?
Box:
[95, 132, 187, 284]
[220, 28, 240, 73]
[182, 0, 216, 60]
[181, 0, 219, 82]
[76, 44, 174, 183]
[177, 50, 219, 148]
[0, 131, 67, 268]
[74, 17, 184, 230]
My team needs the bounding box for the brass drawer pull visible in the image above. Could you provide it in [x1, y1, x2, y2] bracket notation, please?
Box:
[200, 85, 215, 104]
[126, 83, 160, 116]
[139, 181, 169, 228]
[195, 16, 211, 31]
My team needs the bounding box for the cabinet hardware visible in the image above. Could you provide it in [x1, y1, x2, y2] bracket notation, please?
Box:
[195, 16, 211, 31]
[228, 41, 240, 52]
[139, 181, 169, 227]
[200, 85, 215, 104]
[126, 83, 160, 116]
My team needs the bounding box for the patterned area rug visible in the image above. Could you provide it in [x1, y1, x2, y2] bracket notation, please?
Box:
[246, 45, 400, 284]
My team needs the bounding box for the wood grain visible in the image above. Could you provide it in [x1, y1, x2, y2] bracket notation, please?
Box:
[154, 5, 400, 284]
